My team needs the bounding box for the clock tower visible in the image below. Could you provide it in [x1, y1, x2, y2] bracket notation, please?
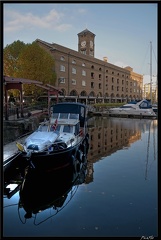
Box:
[78, 29, 95, 57]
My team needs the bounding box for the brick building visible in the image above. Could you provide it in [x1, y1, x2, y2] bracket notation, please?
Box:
[36, 28, 143, 104]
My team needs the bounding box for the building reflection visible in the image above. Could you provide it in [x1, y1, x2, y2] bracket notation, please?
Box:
[85, 117, 157, 183]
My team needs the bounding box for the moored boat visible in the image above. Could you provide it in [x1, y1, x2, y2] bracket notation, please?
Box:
[16, 102, 89, 170]
[108, 99, 157, 118]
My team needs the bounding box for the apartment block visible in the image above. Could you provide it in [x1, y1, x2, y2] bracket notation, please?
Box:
[36, 29, 143, 104]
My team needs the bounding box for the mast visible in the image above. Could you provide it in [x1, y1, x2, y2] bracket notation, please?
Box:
[150, 41, 152, 103]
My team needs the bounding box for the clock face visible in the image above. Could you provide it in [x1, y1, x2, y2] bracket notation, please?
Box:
[90, 40, 93, 48]
[81, 41, 86, 47]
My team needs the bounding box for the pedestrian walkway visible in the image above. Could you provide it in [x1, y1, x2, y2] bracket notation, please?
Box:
[3, 135, 29, 162]
[3, 109, 47, 121]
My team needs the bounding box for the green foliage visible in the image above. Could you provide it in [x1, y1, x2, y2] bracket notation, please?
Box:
[3, 40, 57, 99]
[16, 41, 56, 97]
[3, 40, 26, 76]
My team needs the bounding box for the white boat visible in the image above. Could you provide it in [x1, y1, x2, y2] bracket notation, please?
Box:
[16, 102, 89, 170]
[152, 104, 158, 114]
[108, 99, 157, 118]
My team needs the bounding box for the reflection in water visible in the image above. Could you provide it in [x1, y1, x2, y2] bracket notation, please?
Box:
[86, 116, 157, 182]
[4, 117, 158, 237]
[19, 161, 87, 225]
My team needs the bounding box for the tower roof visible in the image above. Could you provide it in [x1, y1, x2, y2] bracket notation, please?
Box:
[77, 28, 95, 37]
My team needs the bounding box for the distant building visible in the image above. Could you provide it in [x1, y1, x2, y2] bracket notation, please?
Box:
[143, 82, 158, 103]
[36, 28, 143, 104]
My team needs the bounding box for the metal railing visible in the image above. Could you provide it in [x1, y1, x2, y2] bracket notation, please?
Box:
[3, 103, 48, 120]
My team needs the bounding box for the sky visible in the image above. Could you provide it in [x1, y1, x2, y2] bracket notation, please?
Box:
[3, 2, 158, 85]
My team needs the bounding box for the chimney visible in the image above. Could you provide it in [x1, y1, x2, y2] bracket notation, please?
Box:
[103, 57, 108, 62]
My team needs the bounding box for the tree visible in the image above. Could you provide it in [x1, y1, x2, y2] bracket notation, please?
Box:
[16, 41, 56, 98]
[3, 41, 57, 99]
[3, 40, 27, 98]
[3, 40, 27, 77]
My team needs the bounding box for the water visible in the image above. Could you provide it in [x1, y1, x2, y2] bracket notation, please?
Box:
[3, 117, 158, 237]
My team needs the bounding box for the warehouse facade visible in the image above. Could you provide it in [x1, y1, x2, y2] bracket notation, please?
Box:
[36, 29, 143, 104]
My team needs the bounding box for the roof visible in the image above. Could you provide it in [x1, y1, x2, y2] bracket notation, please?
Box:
[77, 28, 96, 37]
[3, 76, 43, 85]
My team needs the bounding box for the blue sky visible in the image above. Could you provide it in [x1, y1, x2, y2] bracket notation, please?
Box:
[3, 3, 158, 84]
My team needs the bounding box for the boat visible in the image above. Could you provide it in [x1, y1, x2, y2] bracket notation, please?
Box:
[18, 159, 87, 224]
[16, 102, 89, 170]
[108, 99, 157, 118]
[152, 103, 158, 114]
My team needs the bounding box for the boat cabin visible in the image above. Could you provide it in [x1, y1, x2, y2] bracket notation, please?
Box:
[51, 102, 87, 127]
[50, 113, 80, 136]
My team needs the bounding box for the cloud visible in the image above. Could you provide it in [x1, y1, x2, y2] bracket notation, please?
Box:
[77, 8, 87, 14]
[4, 8, 72, 33]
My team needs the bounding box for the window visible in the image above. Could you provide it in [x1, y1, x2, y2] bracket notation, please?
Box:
[81, 50, 86, 55]
[72, 79, 76, 85]
[82, 80, 86, 86]
[72, 68, 76, 74]
[72, 60, 76, 64]
[99, 74, 101, 80]
[63, 125, 73, 133]
[60, 56, 65, 61]
[82, 70, 86, 76]
[82, 63, 85, 67]
[60, 65, 65, 72]
[59, 77, 65, 83]
[90, 51, 94, 56]
[91, 82, 94, 88]
[99, 83, 101, 89]
[91, 72, 94, 78]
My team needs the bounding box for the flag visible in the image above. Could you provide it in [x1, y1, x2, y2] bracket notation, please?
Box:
[52, 119, 58, 131]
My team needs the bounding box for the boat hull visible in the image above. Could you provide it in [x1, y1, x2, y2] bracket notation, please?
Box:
[21, 134, 89, 171]
[109, 109, 156, 118]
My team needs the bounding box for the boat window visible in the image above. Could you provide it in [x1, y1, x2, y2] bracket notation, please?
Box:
[139, 101, 148, 108]
[63, 125, 73, 133]
[60, 113, 68, 119]
[69, 113, 79, 119]
[53, 113, 59, 119]
[38, 125, 48, 131]
[80, 107, 84, 117]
